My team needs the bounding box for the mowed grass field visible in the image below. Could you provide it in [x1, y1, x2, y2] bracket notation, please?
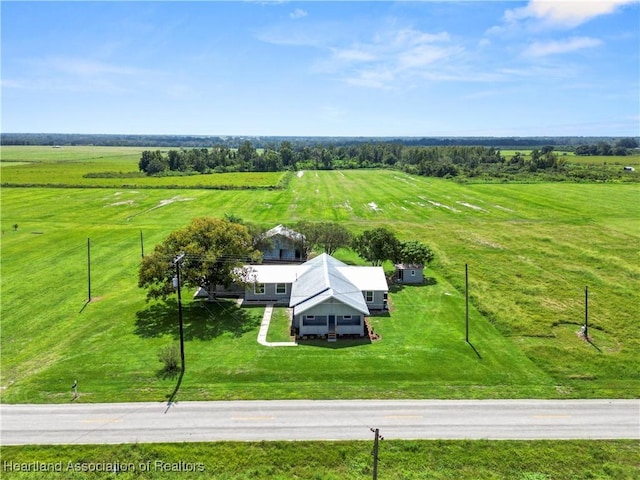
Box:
[1, 147, 639, 403]
[0, 146, 284, 188]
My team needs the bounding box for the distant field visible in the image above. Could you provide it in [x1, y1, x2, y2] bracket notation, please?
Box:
[1, 168, 638, 403]
[566, 154, 640, 166]
[0, 145, 145, 163]
[0, 146, 284, 188]
[501, 148, 640, 166]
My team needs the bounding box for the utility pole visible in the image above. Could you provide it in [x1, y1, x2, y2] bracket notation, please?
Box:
[173, 253, 186, 372]
[465, 263, 469, 343]
[584, 286, 589, 340]
[87, 238, 92, 302]
[370, 427, 383, 480]
[140, 230, 144, 258]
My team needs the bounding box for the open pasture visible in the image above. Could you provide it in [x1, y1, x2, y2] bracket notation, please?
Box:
[501, 148, 640, 166]
[0, 145, 145, 163]
[567, 153, 640, 166]
[0, 146, 284, 188]
[1, 169, 638, 402]
[1, 440, 637, 479]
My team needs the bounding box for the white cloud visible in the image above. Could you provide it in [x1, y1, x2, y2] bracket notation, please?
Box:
[397, 44, 455, 69]
[326, 27, 458, 89]
[332, 47, 377, 63]
[290, 8, 307, 20]
[523, 36, 603, 57]
[345, 68, 396, 89]
[4, 56, 155, 94]
[505, 0, 636, 28]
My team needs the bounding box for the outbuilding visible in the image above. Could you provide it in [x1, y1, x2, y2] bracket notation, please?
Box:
[394, 264, 424, 284]
[260, 224, 305, 262]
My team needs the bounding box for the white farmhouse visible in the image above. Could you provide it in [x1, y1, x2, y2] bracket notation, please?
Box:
[241, 253, 388, 339]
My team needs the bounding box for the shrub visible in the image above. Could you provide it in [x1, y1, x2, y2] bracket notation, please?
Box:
[158, 344, 180, 373]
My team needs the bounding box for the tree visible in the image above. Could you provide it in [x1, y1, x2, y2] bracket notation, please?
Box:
[352, 227, 400, 266]
[395, 240, 434, 265]
[237, 141, 256, 171]
[596, 142, 612, 156]
[139, 150, 167, 175]
[279, 141, 294, 168]
[615, 138, 638, 149]
[294, 222, 351, 256]
[138, 217, 261, 302]
[319, 223, 351, 255]
[138, 150, 154, 172]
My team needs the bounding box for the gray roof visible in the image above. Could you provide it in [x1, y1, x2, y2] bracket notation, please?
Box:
[263, 224, 304, 241]
[395, 263, 424, 270]
[289, 253, 370, 316]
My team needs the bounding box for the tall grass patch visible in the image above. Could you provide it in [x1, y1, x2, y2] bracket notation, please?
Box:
[1, 440, 637, 479]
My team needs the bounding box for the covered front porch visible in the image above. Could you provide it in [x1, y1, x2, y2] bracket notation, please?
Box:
[293, 313, 365, 341]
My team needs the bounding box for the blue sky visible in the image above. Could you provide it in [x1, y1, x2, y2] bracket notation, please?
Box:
[2, 1, 639, 137]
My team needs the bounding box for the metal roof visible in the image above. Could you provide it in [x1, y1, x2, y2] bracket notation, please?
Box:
[289, 254, 371, 315]
[263, 224, 305, 241]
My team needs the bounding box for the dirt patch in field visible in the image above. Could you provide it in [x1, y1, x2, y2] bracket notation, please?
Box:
[108, 200, 135, 207]
[494, 204, 516, 213]
[457, 201, 488, 212]
[474, 237, 504, 249]
[126, 195, 195, 220]
[420, 197, 461, 213]
[336, 200, 353, 211]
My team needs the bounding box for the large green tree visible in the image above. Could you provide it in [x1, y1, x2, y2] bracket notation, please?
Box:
[352, 227, 400, 266]
[295, 221, 351, 256]
[395, 240, 434, 265]
[138, 217, 261, 301]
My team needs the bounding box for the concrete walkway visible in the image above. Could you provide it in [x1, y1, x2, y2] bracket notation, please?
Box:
[257, 304, 297, 347]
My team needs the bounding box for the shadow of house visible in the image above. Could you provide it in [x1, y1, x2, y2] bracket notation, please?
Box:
[135, 299, 259, 341]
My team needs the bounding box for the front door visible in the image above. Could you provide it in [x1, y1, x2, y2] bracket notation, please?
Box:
[328, 315, 336, 334]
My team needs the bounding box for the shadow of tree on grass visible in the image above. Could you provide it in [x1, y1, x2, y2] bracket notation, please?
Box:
[135, 299, 260, 341]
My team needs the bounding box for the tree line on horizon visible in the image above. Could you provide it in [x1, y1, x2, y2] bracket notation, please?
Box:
[138, 141, 573, 179]
[2, 132, 637, 149]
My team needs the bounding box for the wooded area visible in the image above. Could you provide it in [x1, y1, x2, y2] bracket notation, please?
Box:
[136, 141, 634, 182]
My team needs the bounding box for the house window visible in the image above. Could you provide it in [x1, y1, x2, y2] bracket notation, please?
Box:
[303, 315, 326, 326]
[276, 283, 287, 295]
[411, 270, 416, 276]
[338, 315, 360, 326]
[254, 283, 265, 295]
[365, 291, 374, 302]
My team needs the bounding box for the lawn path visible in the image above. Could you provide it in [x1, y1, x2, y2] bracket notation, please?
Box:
[257, 304, 297, 347]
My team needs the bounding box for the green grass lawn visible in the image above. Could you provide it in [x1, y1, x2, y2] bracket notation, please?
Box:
[1, 168, 639, 402]
[266, 308, 294, 343]
[1, 440, 637, 479]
